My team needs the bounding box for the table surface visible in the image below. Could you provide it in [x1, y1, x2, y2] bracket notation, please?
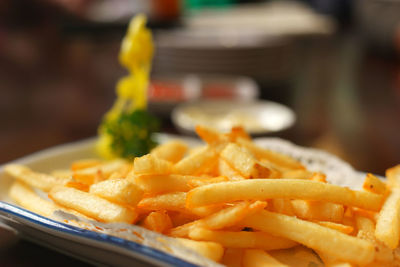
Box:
[1, 12, 400, 267]
[1, 239, 92, 267]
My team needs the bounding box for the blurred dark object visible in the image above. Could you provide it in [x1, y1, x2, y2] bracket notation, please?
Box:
[148, 74, 259, 117]
[184, 0, 236, 10]
[44, 0, 93, 17]
[301, 0, 352, 28]
[0, 0, 181, 33]
[42, 0, 181, 23]
[1, 239, 92, 267]
[355, 0, 400, 55]
[0, 222, 18, 250]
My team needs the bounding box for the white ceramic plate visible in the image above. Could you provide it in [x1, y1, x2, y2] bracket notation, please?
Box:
[172, 100, 296, 135]
[0, 134, 362, 266]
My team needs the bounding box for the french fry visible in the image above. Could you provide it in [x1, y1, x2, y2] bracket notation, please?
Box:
[326, 262, 355, 267]
[218, 158, 245, 180]
[269, 246, 323, 267]
[363, 262, 396, 267]
[89, 178, 143, 206]
[355, 218, 393, 264]
[195, 124, 250, 145]
[189, 228, 297, 250]
[141, 210, 172, 234]
[220, 143, 271, 179]
[73, 159, 127, 185]
[175, 238, 224, 262]
[5, 164, 69, 192]
[107, 171, 125, 180]
[133, 174, 194, 194]
[104, 161, 132, 180]
[236, 137, 304, 170]
[168, 221, 197, 237]
[195, 125, 229, 146]
[65, 181, 90, 192]
[242, 249, 288, 267]
[173, 145, 218, 175]
[270, 199, 295, 216]
[310, 172, 327, 183]
[186, 179, 383, 211]
[187, 176, 229, 188]
[51, 169, 73, 179]
[222, 248, 244, 267]
[393, 247, 400, 263]
[73, 170, 103, 185]
[71, 159, 102, 171]
[386, 165, 400, 187]
[134, 154, 172, 175]
[150, 140, 188, 163]
[356, 215, 375, 233]
[315, 221, 353, 234]
[49, 186, 138, 223]
[228, 126, 251, 141]
[199, 201, 266, 230]
[291, 200, 344, 223]
[138, 191, 224, 218]
[190, 203, 227, 217]
[375, 187, 400, 249]
[356, 215, 393, 263]
[9, 181, 65, 218]
[138, 192, 187, 212]
[257, 161, 282, 178]
[376, 166, 400, 251]
[169, 203, 251, 237]
[281, 169, 313, 180]
[352, 207, 378, 222]
[317, 252, 355, 267]
[9, 181, 89, 219]
[363, 173, 387, 195]
[169, 211, 198, 227]
[187, 145, 206, 156]
[169, 201, 266, 237]
[342, 217, 356, 234]
[241, 210, 375, 265]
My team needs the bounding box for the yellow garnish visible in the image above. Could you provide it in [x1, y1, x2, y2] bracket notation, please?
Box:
[97, 14, 159, 159]
[107, 14, 154, 119]
[120, 15, 154, 73]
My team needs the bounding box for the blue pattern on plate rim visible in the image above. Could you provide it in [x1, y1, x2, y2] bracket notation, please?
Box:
[0, 201, 198, 267]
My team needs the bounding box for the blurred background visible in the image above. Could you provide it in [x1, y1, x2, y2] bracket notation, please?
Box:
[1, 0, 400, 265]
[1, 0, 400, 179]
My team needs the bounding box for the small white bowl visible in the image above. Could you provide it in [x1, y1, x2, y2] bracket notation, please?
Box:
[172, 100, 296, 135]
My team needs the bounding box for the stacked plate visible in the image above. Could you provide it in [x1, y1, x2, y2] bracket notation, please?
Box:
[153, 30, 295, 83]
[152, 1, 334, 83]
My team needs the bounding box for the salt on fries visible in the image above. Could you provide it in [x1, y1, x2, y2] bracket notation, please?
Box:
[4, 125, 400, 266]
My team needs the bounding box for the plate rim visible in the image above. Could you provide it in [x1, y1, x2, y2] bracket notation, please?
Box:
[0, 201, 198, 267]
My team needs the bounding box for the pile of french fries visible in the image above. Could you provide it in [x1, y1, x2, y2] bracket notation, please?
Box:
[5, 125, 400, 266]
